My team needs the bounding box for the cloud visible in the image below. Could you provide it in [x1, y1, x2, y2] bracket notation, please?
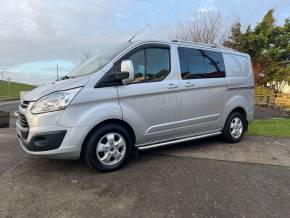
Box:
[1, 0, 184, 84]
[0, 0, 126, 65]
[0, 0, 180, 67]
[0, 0, 289, 84]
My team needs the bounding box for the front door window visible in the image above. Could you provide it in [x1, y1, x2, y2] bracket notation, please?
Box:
[128, 47, 170, 83]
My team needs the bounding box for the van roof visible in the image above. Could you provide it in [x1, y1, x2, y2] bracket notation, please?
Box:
[132, 40, 249, 57]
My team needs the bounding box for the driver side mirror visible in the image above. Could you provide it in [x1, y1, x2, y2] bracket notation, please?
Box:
[121, 60, 135, 84]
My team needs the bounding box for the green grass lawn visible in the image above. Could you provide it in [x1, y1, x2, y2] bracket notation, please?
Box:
[0, 80, 35, 98]
[247, 119, 290, 137]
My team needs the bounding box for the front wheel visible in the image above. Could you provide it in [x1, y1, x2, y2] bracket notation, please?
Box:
[84, 124, 133, 172]
[222, 112, 246, 143]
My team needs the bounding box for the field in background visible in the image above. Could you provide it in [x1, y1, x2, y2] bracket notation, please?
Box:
[0, 80, 35, 100]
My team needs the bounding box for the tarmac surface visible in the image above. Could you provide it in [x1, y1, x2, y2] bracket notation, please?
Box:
[1, 121, 290, 218]
[0, 100, 19, 112]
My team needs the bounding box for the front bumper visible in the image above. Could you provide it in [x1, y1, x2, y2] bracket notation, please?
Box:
[18, 130, 67, 152]
[16, 120, 91, 159]
[16, 105, 91, 159]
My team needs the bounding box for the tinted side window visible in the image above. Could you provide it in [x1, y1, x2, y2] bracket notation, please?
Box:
[146, 48, 170, 81]
[187, 54, 206, 79]
[178, 47, 226, 79]
[128, 48, 170, 83]
[202, 50, 225, 78]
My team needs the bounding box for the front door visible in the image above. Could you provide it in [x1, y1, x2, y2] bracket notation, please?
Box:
[117, 45, 178, 146]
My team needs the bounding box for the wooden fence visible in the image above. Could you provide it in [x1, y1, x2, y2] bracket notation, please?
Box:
[255, 86, 290, 108]
[256, 93, 290, 108]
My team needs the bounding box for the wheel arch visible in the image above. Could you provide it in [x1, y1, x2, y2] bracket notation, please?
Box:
[223, 94, 249, 122]
[80, 119, 136, 158]
[225, 106, 248, 131]
[230, 107, 247, 118]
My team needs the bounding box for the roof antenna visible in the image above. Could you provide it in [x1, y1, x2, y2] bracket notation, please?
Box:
[128, 24, 150, 42]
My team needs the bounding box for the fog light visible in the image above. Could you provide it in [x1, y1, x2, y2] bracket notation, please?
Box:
[34, 136, 48, 147]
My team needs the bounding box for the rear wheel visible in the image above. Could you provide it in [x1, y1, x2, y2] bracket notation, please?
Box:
[222, 112, 245, 143]
[84, 124, 133, 172]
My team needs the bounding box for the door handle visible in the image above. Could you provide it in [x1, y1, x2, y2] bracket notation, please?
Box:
[184, 82, 195, 88]
[167, 84, 179, 89]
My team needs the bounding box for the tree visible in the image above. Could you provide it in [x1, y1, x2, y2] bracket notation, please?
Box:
[226, 8, 290, 92]
[0, 67, 11, 96]
[255, 9, 275, 34]
[262, 17, 290, 92]
[0, 67, 7, 80]
[172, 11, 231, 45]
[223, 20, 242, 49]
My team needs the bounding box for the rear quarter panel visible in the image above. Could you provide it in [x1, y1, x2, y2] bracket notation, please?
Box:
[222, 53, 255, 124]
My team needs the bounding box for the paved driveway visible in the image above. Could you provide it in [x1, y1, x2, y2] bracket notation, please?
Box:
[1, 125, 290, 218]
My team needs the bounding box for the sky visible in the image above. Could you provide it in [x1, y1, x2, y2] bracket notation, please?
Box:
[0, 0, 289, 85]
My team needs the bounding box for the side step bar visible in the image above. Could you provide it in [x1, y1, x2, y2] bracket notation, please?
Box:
[137, 132, 221, 150]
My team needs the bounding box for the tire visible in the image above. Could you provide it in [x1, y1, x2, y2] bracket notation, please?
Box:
[222, 112, 246, 143]
[84, 124, 133, 172]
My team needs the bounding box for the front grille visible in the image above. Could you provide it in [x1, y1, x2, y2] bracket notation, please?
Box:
[19, 114, 29, 128]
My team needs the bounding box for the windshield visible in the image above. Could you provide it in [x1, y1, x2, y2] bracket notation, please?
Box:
[68, 42, 133, 77]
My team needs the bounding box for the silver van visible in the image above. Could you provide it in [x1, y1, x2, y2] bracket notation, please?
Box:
[16, 40, 254, 172]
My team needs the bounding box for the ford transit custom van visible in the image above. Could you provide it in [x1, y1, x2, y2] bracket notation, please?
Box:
[16, 40, 254, 172]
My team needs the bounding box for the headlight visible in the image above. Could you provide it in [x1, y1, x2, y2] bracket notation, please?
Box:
[31, 88, 82, 114]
